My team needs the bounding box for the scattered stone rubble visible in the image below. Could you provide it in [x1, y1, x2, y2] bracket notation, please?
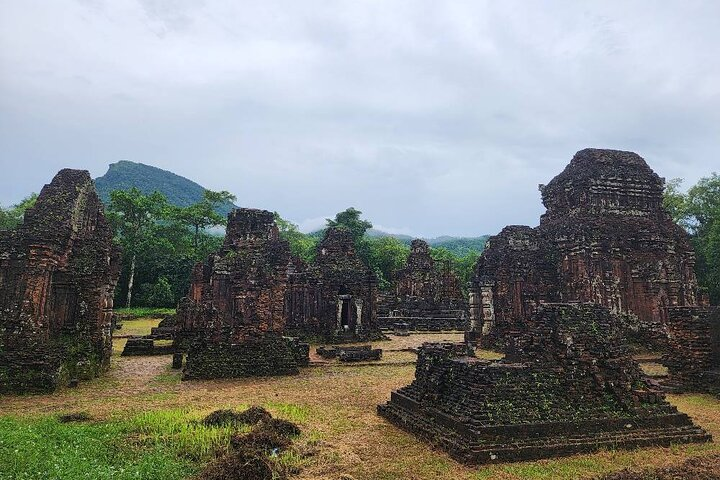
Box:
[379, 303, 711, 464]
[470, 149, 704, 350]
[378, 239, 468, 331]
[316, 345, 382, 362]
[175, 208, 309, 379]
[0, 169, 120, 393]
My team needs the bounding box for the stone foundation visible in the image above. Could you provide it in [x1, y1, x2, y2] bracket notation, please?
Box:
[379, 303, 710, 464]
[121, 337, 175, 356]
[316, 345, 382, 362]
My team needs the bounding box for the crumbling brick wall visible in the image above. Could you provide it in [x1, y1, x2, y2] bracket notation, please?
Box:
[0, 169, 120, 393]
[471, 149, 702, 350]
[664, 306, 720, 394]
[378, 239, 468, 331]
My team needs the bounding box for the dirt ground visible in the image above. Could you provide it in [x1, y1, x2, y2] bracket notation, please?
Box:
[1, 320, 719, 480]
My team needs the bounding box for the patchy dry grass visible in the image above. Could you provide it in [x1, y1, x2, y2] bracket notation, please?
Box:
[1, 329, 719, 480]
[639, 361, 669, 377]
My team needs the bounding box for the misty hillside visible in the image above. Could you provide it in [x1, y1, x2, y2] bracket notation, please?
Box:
[366, 228, 490, 255]
[94, 161, 237, 216]
[312, 228, 489, 255]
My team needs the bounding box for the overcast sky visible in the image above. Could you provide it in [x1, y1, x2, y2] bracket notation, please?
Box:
[1, 1, 718, 237]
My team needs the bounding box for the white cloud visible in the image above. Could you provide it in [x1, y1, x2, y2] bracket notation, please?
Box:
[1, 0, 719, 236]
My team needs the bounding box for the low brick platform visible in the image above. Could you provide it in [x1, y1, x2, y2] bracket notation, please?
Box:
[121, 337, 175, 356]
[183, 336, 309, 380]
[378, 304, 711, 464]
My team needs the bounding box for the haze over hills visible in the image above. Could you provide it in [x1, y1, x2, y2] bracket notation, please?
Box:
[94, 161, 237, 217]
[94, 161, 490, 254]
[365, 229, 489, 255]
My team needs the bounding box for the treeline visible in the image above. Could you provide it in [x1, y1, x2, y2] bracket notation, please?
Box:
[6, 172, 715, 308]
[277, 207, 482, 291]
[664, 173, 720, 304]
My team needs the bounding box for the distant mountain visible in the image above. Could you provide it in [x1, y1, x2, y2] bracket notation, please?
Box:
[94, 161, 237, 216]
[368, 229, 490, 255]
[316, 227, 490, 256]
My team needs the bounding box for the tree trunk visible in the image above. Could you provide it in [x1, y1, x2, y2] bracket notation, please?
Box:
[126, 254, 136, 308]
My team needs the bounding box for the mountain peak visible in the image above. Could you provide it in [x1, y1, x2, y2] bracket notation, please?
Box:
[94, 161, 237, 216]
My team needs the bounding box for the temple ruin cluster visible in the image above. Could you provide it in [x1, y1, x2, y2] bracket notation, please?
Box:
[380, 148, 719, 463]
[0, 148, 718, 466]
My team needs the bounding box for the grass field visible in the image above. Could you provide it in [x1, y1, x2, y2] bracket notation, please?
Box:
[1, 321, 718, 480]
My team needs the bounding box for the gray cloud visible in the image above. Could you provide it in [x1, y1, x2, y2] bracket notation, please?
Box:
[1, 0, 718, 236]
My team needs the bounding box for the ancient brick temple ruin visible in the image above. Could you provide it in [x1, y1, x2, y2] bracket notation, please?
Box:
[379, 303, 711, 464]
[378, 239, 468, 331]
[175, 209, 309, 379]
[285, 227, 384, 342]
[0, 170, 120, 393]
[469, 149, 703, 350]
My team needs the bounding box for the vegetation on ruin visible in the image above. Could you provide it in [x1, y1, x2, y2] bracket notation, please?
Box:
[664, 173, 720, 303]
[0, 193, 37, 230]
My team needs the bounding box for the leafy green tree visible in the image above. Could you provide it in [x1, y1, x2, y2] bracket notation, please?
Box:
[274, 213, 317, 262]
[361, 236, 410, 289]
[172, 190, 236, 251]
[664, 173, 720, 303]
[326, 207, 373, 243]
[430, 246, 480, 292]
[139, 276, 175, 308]
[0, 193, 38, 230]
[663, 178, 688, 226]
[107, 188, 169, 308]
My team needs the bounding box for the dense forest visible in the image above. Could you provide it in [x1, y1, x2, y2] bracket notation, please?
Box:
[1, 170, 717, 308]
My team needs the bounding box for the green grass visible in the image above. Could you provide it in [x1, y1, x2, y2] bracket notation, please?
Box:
[0, 415, 195, 480]
[115, 307, 176, 319]
[129, 409, 245, 460]
[0, 406, 290, 480]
